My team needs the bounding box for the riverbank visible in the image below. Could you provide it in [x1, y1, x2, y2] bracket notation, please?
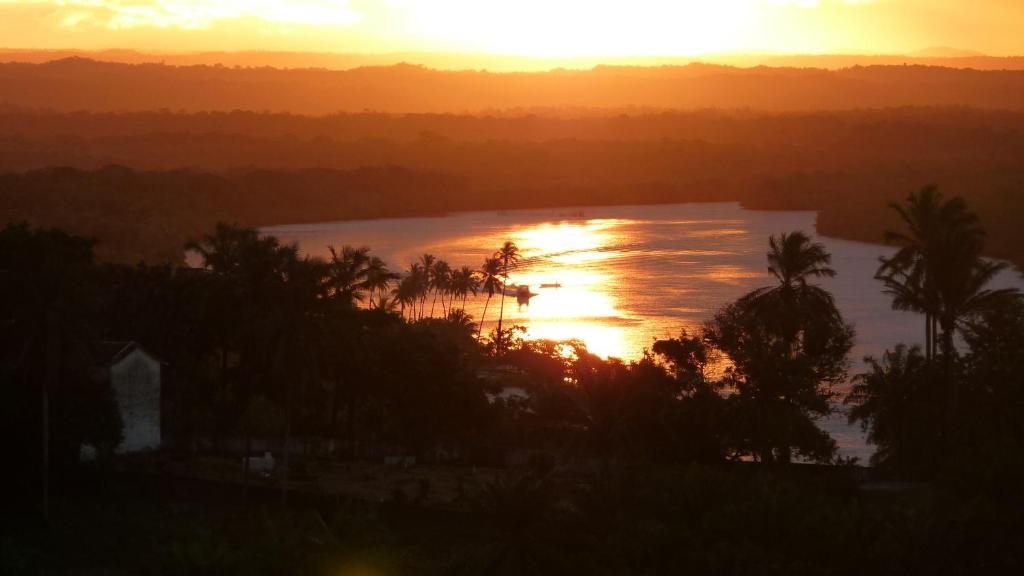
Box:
[3, 164, 1021, 272]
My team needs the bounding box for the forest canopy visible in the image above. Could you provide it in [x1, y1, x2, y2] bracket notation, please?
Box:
[2, 107, 1022, 266]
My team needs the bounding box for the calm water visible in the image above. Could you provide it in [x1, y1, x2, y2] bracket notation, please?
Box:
[264, 203, 1024, 460]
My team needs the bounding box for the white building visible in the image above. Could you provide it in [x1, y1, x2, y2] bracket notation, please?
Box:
[97, 341, 163, 454]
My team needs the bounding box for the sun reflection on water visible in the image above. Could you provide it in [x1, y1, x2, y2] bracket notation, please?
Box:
[494, 219, 633, 359]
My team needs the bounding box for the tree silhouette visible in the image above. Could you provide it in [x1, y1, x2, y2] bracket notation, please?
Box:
[454, 266, 481, 312]
[478, 257, 503, 339]
[767, 231, 837, 285]
[418, 254, 436, 319]
[494, 241, 521, 352]
[266, 248, 328, 504]
[430, 259, 452, 317]
[936, 255, 1019, 414]
[187, 224, 323, 501]
[324, 245, 371, 307]
[877, 186, 984, 362]
[878, 187, 1020, 425]
[393, 273, 420, 321]
[0, 223, 112, 520]
[707, 231, 853, 463]
[846, 345, 938, 476]
[364, 255, 397, 310]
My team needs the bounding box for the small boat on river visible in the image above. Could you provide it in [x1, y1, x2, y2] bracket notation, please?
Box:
[503, 284, 538, 306]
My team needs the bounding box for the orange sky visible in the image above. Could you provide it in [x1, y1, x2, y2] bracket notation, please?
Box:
[1, 1, 1021, 58]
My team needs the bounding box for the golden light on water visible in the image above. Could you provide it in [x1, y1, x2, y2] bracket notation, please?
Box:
[266, 208, 794, 361]
[497, 219, 633, 360]
[476, 216, 773, 359]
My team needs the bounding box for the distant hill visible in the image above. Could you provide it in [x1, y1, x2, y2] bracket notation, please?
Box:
[911, 47, 987, 58]
[2, 58, 1024, 114]
[2, 48, 1023, 72]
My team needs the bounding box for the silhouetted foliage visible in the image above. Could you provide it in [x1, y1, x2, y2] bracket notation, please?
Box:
[0, 223, 120, 502]
[847, 345, 941, 476]
[5, 210, 1024, 572]
[859, 188, 1023, 481]
[705, 232, 853, 463]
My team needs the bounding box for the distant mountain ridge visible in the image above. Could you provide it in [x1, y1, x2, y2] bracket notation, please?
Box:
[910, 47, 987, 58]
[2, 57, 1023, 114]
[2, 47, 1024, 73]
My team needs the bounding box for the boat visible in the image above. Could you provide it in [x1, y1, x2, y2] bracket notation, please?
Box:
[539, 282, 562, 289]
[502, 284, 538, 305]
[515, 285, 537, 306]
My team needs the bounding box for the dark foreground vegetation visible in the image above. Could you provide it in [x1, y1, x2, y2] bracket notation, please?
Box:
[3, 186, 1024, 573]
[3, 108, 1023, 266]
[7, 464, 1024, 575]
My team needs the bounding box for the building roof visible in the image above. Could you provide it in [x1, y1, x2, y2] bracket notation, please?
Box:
[94, 341, 164, 366]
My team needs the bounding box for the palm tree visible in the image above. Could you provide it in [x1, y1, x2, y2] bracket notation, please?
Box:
[325, 245, 371, 307]
[393, 274, 420, 321]
[364, 256, 397, 309]
[877, 186, 1019, 425]
[446, 265, 467, 314]
[877, 186, 985, 362]
[374, 294, 401, 314]
[430, 259, 451, 318]
[716, 231, 851, 463]
[932, 240, 1019, 354]
[932, 248, 1020, 413]
[418, 254, 436, 318]
[478, 257, 503, 338]
[452, 265, 480, 312]
[189, 224, 308, 502]
[404, 262, 428, 320]
[494, 241, 521, 350]
[746, 231, 839, 349]
[766, 231, 836, 288]
[268, 248, 328, 504]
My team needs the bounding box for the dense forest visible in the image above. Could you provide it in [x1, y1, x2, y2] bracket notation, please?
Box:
[0, 166, 465, 263]
[2, 108, 1022, 265]
[3, 59, 1024, 114]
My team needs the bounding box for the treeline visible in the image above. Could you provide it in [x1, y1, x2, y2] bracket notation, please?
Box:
[6, 107, 1024, 144]
[4, 59, 1024, 114]
[0, 166, 466, 263]
[6, 47, 1024, 72]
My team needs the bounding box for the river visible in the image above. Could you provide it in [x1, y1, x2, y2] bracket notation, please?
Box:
[263, 202, 1024, 460]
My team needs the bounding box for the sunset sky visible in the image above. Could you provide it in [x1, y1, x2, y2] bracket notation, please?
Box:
[0, 0, 1021, 57]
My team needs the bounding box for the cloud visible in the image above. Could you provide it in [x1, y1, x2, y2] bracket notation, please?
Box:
[1, 1, 362, 30]
[0, 0, 1020, 56]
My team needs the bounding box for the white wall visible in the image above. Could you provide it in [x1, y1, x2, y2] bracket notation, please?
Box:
[110, 348, 161, 453]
